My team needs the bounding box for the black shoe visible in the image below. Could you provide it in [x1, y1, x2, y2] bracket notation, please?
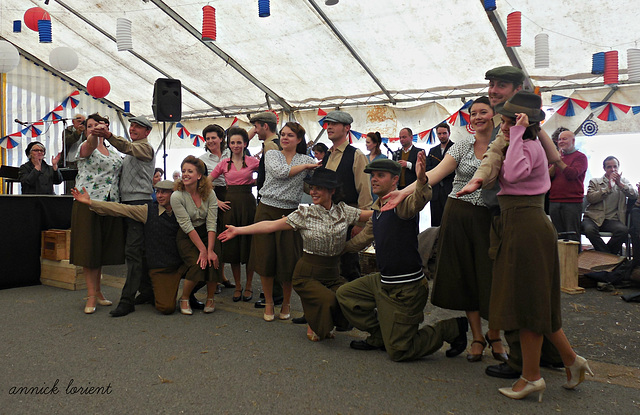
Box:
[485, 362, 521, 379]
[292, 315, 307, 324]
[134, 293, 154, 305]
[335, 323, 353, 332]
[189, 293, 205, 310]
[222, 280, 235, 288]
[254, 296, 284, 308]
[109, 302, 135, 317]
[445, 317, 468, 358]
[540, 359, 565, 369]
[350, 340, 385, 351]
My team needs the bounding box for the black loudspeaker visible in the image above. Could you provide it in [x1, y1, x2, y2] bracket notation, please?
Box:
[152, 78, 182, 122]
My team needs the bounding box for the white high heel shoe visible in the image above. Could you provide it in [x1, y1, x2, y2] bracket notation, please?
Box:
[499, 377, 546, 403]
[563, 355, 594, 389]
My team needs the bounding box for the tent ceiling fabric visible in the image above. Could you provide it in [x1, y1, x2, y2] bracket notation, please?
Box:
[1, 0, 638, 120]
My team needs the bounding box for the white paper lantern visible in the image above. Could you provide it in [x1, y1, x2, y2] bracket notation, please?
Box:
[0, 40, 20, 73]
[49, 47, 78, 72]
[535, 34, 549, 68]
[627, 49, 640, 82]
[116, 18, 133, 51]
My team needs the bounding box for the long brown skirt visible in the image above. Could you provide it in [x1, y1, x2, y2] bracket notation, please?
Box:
[430, 197, 493, 320]
[221, 185, 256, 264]
[249, 202, 302, 282]
[176, 224, 224, 283]
[292, 253, 349, 339]
[489, 195, 562, 334]
[70, 201, 125, 268]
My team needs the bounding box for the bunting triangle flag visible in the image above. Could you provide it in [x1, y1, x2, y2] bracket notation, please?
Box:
[590, 102, 629, 121]
[229, 117, 239, 128]
[191, 134, 204, 147]
[0, 134, 20, 149]
[632, 106, 640, 115]
[317, 108, 327, 117]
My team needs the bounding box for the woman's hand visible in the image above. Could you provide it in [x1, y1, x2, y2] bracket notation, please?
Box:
[218, 225, 238, 242]
[51, 152, 61, 171]
[457, 178, 483, 197]
[197, 248, 209, 269]
[515, 113, 529, 128]
[208, 250, 219, 269]
[306, 162, 322, 170]
[380, 189, 410, 211]
[71, 187, 91, 205]
[218, 200, 231, 212]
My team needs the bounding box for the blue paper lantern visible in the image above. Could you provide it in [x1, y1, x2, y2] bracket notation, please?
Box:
[258, 0, 270, 18]
[484, 0, 496, 11]
[13, 20, 22, 32]
[38, 20, 52, 43]
[124, 101, 131, 113]
[592, 52, 605, 75]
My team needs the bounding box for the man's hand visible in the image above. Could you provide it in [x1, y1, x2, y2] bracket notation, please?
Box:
[611, 171, 623, 187]
[416, 151, 427, 184]
[91, 123, 112, 139]
[398, 160, 408, 168]
[71, 187, 91, 205]
[457, 178, 483, 197]
[351, 225, 363, 238]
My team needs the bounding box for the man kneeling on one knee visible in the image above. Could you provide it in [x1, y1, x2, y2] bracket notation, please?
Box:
[336, 154, 468, 362]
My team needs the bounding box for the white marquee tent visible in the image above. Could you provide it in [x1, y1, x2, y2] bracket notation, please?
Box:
[1, 0, 640, 176]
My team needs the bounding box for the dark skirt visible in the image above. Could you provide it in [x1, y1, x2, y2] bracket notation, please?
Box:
[489, 195, 562, 334]
[249, 202, 302, 282]
[176, 224, 224, 283]
[292, 253, 349, 339]
[430, 197, 493, 320]
[221, 185, 256, 264]
[70, 201, 125, 268]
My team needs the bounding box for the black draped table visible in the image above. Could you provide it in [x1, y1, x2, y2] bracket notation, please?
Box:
[0, 195, 73, 289]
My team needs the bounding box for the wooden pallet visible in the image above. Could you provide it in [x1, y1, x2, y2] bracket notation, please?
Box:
[40, 259, 85, 291]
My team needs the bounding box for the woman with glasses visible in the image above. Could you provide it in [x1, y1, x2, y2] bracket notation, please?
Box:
[18, 141, 63, 194]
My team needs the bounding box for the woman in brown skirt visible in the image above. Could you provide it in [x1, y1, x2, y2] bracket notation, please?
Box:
[209, 127, 260, 301]
[220, 168, 372, 340]
[170, 156, 221, 315]
[491, 92, 592, 402]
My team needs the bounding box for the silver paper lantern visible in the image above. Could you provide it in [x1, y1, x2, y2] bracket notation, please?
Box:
[116, 18, 133, 52]
[534, 34, 549, 68]
[627, 49, 640, 82]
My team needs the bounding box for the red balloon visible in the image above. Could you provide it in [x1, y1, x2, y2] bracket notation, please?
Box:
[24, 7, 51, 32]
[87, 76, 111, 99]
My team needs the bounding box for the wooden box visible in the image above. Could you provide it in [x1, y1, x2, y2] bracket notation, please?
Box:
[40, 259, 85, 291]
[41, 229, 71, 261]
[558, 240, 584, 294]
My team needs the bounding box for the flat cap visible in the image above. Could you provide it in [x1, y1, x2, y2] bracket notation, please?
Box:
[324, 110, 353, 125]
[249, 112, 277, 124]
[154, 180, 175, 190]
[364, 158, 401, 176]
[129, 115, 153, 130]
[485, 66, 525, 85]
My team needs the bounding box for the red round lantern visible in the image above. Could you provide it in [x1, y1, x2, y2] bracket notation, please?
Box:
[87, 76, 111, 99]
[24, 7, 51, 32]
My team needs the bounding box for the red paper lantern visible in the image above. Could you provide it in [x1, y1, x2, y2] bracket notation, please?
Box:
[202, 6, 216, 41]
[506, 11, 521, 47]
[604, 51, 619, 85]
[24, 7, 50, 32]
[87, 76, 111, 99]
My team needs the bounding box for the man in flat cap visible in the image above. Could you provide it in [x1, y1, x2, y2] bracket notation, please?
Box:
[322, 110, 372, 281]
[72, 180, 185, 314]
[249, 111, 284, 308]
[459, 66, 564, 379]
[92, 115, 156, 317]
[336, 154, 468, 361]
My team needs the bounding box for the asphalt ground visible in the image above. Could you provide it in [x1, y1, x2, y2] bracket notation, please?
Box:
[1, 264, 639, 414]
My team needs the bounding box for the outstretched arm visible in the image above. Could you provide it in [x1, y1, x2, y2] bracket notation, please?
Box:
[219, 217, 292, 242]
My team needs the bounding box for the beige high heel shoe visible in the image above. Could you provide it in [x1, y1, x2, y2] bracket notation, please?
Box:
[179, 299, 193, 315]
[96, 292, 112, 306]
[563, 355, 594, 389]
[84, 296, 97, 314]
[499, 377, 546, 402]
[204, 298, 216, 313]
[263, 303, 275, 322]
[278, 303, 291, 320]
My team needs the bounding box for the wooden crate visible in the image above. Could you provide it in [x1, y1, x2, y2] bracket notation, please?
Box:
[41, 259, 85, 291]
[41, 229, 71, 261]
[558, 240, 585, 294]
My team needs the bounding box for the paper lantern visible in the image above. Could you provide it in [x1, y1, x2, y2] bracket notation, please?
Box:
[604, 51, 618, 85]
[124, 101, 131, 113]
[38, 20, 52, 43]
[202, 6, 216, 41]
[534, 34, 549, 68]
[13, 20, 22, 32]
[116, 18, 133, 51]
[87, 76, 111, 99]
[0, 41, 20, 73]
[258, 0, 270, 18]
[325, 0, 339, 5]
[24, 7, 50, 32]
[627, 49, 640, 82]
[49, 47, 78, 72]
[483, 0, 496, 11]
[592, 52, 605, 74]
[506, 11, 521, 47]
